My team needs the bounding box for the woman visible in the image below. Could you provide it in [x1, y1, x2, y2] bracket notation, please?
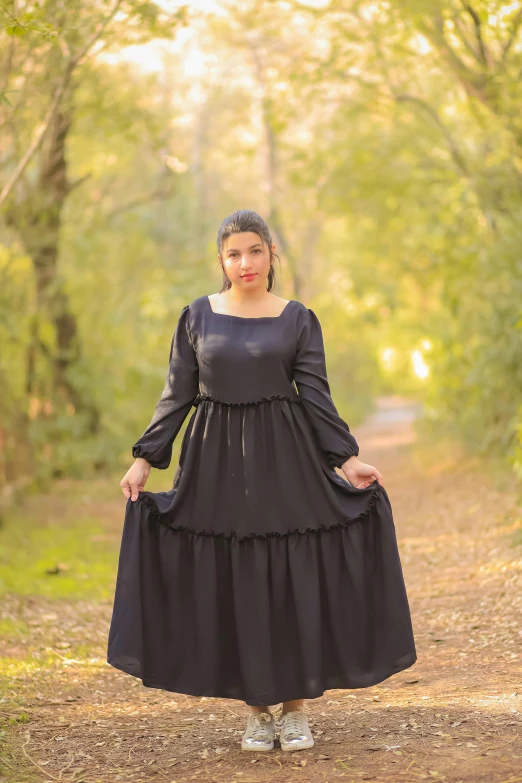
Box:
[107, 209, 417, 753]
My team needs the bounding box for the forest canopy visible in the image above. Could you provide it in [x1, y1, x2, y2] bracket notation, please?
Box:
[1, 0, 521, 489]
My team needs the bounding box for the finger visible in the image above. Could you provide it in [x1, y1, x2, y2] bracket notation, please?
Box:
[367, 467, 384, 486]
[130, 483, 140, 502]
[120, 479, 131, 499]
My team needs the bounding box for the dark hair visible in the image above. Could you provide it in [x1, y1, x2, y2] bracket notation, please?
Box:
[216, 210, 281, 292]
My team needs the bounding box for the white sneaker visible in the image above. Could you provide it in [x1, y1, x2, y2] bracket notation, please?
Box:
[278, 710, 315, 751]
[241, 711, 276, 751]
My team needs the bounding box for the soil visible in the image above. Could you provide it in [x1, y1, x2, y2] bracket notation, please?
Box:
[1, 396, 521, 783]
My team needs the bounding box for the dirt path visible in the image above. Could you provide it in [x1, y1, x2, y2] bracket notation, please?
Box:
[2, 396, 522, 783]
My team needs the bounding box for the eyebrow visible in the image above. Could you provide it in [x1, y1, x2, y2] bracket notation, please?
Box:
[226, 244, 263, 253]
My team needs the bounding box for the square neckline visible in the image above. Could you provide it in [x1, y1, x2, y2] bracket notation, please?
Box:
[206, 295, 295, 321]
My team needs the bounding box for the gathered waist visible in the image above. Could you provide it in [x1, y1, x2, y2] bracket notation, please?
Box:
[192, 393, 302, 408]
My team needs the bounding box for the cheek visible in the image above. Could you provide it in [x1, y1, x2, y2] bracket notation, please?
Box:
[224, 260, 238, 277]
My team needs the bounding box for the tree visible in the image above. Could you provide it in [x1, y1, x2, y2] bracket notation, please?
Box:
[0, 0, 188, 460]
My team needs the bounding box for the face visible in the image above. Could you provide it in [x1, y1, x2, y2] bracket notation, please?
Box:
[220, 231, 275, 290]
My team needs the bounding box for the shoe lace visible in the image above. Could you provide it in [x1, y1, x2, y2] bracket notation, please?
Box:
[281, 711, 304, 737]
[248, 712, 272, 738]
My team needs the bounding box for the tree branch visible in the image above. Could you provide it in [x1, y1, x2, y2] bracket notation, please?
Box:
[69, 0, 123, 70]
[465, 4, 490, 68]
[105, 186, 176, 221]
[0, 0, 123, 207]
[66, 172, 92, 194]
[501, 6, 522, 66]
[452, 14, 482, 63]
[420, 14, 489, 106]
[395, 94, 470, 178]
[0, 82, 66, 206]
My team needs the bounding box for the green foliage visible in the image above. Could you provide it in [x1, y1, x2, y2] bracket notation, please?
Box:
[0, 617, 29, 637]
[7, 713, 30, 725]
[510, 525, 522, 548]
[0, 504, 119, 600]
[0, 0, 521, 489]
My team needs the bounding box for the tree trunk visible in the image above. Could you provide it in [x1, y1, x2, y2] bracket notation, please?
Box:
[9, 100, 100, 434]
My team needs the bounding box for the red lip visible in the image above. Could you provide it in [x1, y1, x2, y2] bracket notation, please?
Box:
[242, 273, 256, 278]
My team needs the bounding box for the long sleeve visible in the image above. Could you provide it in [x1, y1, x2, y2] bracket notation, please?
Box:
[132, 304, 199, 469]
[293, 306, 359, 468]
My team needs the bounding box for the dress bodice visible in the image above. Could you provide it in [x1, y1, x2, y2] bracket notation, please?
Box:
[190, 295, 300, 404]
[131, 293, 359, 471]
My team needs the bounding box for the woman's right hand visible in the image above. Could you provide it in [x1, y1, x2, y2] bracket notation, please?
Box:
[120, 458, 152, 501]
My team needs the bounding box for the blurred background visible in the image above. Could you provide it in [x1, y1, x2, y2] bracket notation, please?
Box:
[1, 0, 522, 570]
[1, 4, 522, 779]
[2, 0, 521, 496]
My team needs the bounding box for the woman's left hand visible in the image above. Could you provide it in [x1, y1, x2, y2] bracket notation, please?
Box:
[341, 455, 383, 488]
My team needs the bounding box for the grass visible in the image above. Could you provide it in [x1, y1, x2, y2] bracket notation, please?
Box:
[0, 476, 124, 783]
[0, 515, 118, 600]
[0, 465, 182, 783]
[0, 473, 131, 601]
[510, 524, 522, 548]
[0, 618, 29, 638]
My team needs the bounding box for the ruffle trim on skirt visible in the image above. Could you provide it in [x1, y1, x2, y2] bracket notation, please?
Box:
[107, 491, 417, 705]
[138, 486, 381, 541]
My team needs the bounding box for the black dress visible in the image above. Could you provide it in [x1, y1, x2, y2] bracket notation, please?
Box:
[107, 295, 417, 706]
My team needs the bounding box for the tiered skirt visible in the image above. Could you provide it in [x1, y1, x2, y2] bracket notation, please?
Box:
[107, 396, 417, 705]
